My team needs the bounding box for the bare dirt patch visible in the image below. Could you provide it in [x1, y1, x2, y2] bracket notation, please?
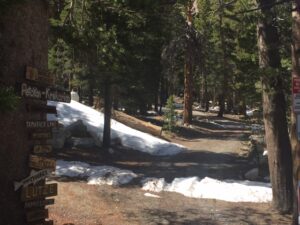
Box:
[49, 112, 291, 225]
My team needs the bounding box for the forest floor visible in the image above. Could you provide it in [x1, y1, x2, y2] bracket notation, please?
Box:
[49, 110, 292, 225]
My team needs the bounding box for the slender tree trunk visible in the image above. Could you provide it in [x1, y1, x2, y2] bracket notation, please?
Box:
[217, 0, 227, 117]
[88, 79, 94, 106]
[257, 0, 293, 213]
[0, 1, 48, 224]
[103, 80, 112, 151]
[291, 2, 300, 224]
[183, 0, 194, 124]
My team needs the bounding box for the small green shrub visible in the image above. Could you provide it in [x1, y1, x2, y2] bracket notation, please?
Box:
[0, 86, 20, 112]
[163, 95, 176, 132]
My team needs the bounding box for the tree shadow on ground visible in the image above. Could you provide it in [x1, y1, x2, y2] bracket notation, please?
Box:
[51, 145, 253, 183]
[123, 205, 291, 225]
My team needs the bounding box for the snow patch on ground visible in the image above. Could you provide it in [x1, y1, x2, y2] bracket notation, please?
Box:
[144, 193, 161, 198]
[199, 119, 250, 130]
[48, 100, 184, 156]
[142, 177, 272, 203]
[56, 160, 137, 186]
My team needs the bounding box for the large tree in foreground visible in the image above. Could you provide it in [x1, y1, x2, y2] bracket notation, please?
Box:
[0, 1, 48, 224]
[291, 1, 300, 224]
[257, 0, 293, 213]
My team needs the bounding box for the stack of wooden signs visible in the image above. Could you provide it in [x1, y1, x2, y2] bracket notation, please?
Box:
[15, 66, 71, 225]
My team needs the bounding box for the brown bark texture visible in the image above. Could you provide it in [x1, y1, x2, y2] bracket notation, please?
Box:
[291, 3, 300, 224]
[103, 81, 112, 150]
[257, 0, 293, 213]
[0, 1, 48, 224]
[183, 0, 194, 124]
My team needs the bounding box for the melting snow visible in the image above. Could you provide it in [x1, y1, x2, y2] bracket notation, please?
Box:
[56, 160, 137, 186]
[142, 177, 272, 203]
[48, 100, 185, 156]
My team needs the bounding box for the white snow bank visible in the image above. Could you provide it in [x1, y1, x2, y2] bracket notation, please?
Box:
[56, 160, 137, 186]
[142, 177, 272, 203]
[48, 100, 184, 156]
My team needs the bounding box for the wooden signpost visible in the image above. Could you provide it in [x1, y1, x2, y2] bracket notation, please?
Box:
[33, 145, 53, 154]
[29, 155, 56, 171]
[19, 66, 70, 224]
[26, 66, 55, 85]
[26, 66, 39, 81]
[26, 104, 57, 114]
[26, 209, 49, 222]
[30, 132, 52, 140]
[26, 121, 58, 129]
[24, 199, 55, 209]
[21, 82, 71, 103]
[14, 169, 51, 191]
[21, 183, 58, 202]
[29, 220, 54, 225]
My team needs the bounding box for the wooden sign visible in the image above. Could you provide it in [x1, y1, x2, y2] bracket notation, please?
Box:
[26, 121, 58, 129]
[29, 220, 53, 225]
[29, 155, 56, 171]
[21, 83, 44, 100]
[30, 132, 52, 140]
[26, 66, 39, 81]
[21, 183, 58, 201]
[14, 169, 51, 191]
[26, 66, 55, 85]
[39, 74, 55, 85]
[26, 209, 49, 222]
[46, 88, 71, 103]
[26, 104, 57, 114]
[25, 199, 55, 209]
[21, 82, 71, 103]
[33, 145, 53, 154]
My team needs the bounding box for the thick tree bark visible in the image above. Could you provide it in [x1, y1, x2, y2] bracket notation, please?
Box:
[0, 1, 48, 224]
[103, 80, 112, 150]
[257, 0, 293, 213]
[183, 0, 194, 124]
[291, 2, 300, 224]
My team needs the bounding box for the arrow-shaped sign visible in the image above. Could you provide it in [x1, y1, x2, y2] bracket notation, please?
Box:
[14, 169, 51, 191]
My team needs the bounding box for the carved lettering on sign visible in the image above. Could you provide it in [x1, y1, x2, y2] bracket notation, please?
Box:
[26, 121, 58, 129]
[29, 155, 56, 171]
[14, 169, 51, 191]
[21, 82, 71, 102]
[26, 209, 49, 222]
[30, 132, 52, 140]
[33, 145, 53, 154]
[24, 199, 55, 209]
[21, 83, 43, 99]
[46, 88, 71, 103]
[21, 183, 58, 201]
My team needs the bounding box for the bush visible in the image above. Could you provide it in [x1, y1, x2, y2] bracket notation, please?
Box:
[163, 95, 176, 132]
[0, 86, 20, 112]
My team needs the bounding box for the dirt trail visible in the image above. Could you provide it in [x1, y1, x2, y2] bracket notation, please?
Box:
[49, 112, 292, 225]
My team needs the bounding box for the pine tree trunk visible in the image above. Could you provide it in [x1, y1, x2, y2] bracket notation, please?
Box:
[257, 0, 293, 213]
[0, 1, 48, 224]
[88, 79, 94, 106]
[103, 80, 112, 151]
[183, 0, 194, 124]
[217, 0, 227, 118]
[291, 2, 300, 224]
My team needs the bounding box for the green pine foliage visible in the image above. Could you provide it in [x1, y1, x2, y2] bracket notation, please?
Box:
[0, 87, 20, 112]
[163, 95, 176, 132]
